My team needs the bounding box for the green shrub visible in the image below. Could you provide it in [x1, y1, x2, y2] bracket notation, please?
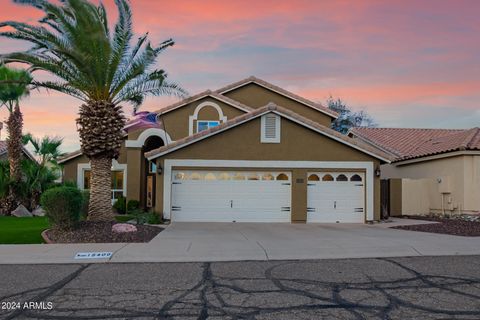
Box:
[40, 186, 83, 230]
[147, 211, 162, 224]
[127, 199, 140, 212]
[113, 195, 126, 214]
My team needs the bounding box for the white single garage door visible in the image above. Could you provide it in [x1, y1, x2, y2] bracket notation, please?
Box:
[307, 172, 365, 223]
[171, 170, 291, 222]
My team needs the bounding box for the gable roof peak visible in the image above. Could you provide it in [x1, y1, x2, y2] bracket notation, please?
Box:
[215, 76, 339, 119]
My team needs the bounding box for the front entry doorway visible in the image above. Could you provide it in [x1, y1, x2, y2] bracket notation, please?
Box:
[142, 136, 164, 209]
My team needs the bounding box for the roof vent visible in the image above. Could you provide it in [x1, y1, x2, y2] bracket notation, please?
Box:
[261, 113, 281, 143]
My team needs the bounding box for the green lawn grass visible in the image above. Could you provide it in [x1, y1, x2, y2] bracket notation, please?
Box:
[0, 216, 50, 244]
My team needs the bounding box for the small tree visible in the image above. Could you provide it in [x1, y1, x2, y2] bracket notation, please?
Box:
[0, 64, 32, 213]
[327, 96, 377, 134]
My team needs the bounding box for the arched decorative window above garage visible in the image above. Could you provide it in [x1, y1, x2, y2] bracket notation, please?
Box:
[350, 174, 362, 181]
[218, 173, 231, 180]
[276, 173, 289, 181]
[322, 174, 334, 181]
[336, 174, 348, 181]
[308, 174, 320, 181]
[263, 173, 274, 181]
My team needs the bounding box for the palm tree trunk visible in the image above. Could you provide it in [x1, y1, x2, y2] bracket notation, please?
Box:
[5, 103, 23, 214]
[77, 100, 125, 221]
[87, 155, 114, 221]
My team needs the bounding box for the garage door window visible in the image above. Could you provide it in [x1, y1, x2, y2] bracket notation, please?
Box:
[263, 173, 274, 180]
[322, 174, 334, 181]
[350, 174, 362, 181]
[308, 174, 320, 181]
[336, 174, 348, 181]
[276, 173, 289, 181]
[218, 172, 230, 180]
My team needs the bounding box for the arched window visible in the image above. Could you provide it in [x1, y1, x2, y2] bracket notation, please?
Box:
[190, 172, 203, 180]
[308, 174, 320, 181]
[233, 173, 245, 180]
[350, 174, 362, 181]
[322, 174, 334, 181]
[205, 173, 217, 180]
[336, 174, 348, 181]
[175, 172, 186, 180]
[276, 173, 289, 181]
[247, 173, 259, 180]
[218, 173, 230, 180]
[263, 173, 274, 181]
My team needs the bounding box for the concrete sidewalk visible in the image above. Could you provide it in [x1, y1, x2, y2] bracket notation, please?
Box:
[1, 218, 479, 264]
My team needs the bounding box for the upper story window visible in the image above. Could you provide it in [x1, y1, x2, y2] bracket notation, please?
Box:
[197, 121, 219, 133]
[260, 113, 281, 143]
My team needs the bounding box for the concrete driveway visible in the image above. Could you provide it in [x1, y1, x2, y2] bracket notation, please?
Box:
[111, 219, 480, 263]
[2, 219, 480, 264]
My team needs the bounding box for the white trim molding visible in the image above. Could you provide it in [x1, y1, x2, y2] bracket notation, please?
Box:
[125, 128, 172, 148]
[189, 101, 227, 135]
[163, 160, 375, 222]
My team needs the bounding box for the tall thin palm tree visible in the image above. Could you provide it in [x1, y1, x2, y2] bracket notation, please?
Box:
[0, 0, 186, 220]
[0, 65, 32, 214]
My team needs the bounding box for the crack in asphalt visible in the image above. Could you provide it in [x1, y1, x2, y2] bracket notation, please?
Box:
[1, 256, 480, 319]
[4, 264, 90, 320]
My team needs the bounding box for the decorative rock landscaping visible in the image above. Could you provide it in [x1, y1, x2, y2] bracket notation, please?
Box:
[392, 216, 480, 236]
[45, 221, 162, 243]
[11, 204, 32, 217]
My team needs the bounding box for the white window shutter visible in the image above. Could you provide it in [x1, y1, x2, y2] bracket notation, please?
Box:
[261, 114, 281, 143]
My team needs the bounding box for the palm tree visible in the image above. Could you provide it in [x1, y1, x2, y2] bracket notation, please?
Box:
[22, 133, 65, 166]
[0, 65, 32, 214]
[0, 0, 186, 220]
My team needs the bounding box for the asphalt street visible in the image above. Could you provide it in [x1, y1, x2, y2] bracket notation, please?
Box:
[1, 256, 480, 319]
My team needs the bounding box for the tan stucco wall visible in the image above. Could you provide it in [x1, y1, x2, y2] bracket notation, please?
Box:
[157, 97, 246, 140]
[389, 178, 402, 217]
[154, 116, 381, 222]
[381, 155, 480, 215]
[62, 144, 129, 183]
[223, 83, 334, 127]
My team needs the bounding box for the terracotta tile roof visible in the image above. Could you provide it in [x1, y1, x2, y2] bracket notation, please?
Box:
[349, 127, 480, 162]
[154, 90, 254, 115]
[145, 103, 392, 162]
[215, 76, 339, 119]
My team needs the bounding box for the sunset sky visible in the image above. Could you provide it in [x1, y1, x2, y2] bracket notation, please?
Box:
[0, 0, 479, 152]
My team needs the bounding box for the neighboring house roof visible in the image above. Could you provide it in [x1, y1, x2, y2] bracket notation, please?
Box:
[146, 103, 392, 162]
[0, 140, 38, 163]
[215, 76, 339, 119]
[154, 90, 254, 115]
[349, 127, 480, 162]
[57, 149, 83, 164]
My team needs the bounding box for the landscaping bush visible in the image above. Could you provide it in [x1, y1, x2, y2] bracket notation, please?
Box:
[113, 195, 126, 214]
[40, 186, 83, 230]
[127, 199, 140, 212]
[147, 211, 162, 224]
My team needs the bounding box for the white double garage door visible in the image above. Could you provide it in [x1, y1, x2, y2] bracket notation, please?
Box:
[171, 170, 365, 223]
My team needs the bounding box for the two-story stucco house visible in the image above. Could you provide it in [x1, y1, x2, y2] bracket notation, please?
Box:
[59, 77, 391, 223]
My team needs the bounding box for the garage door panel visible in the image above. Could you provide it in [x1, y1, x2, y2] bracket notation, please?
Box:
[307, 172, 365, 223]
[171, 170, 291, 222]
